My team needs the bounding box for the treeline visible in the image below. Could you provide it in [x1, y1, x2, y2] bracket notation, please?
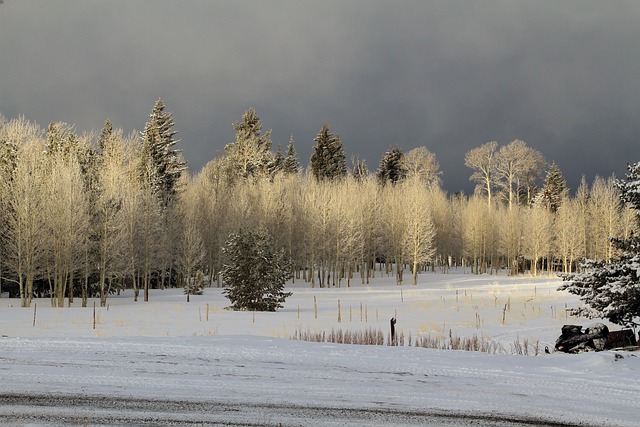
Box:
[0, 102, 636, 308]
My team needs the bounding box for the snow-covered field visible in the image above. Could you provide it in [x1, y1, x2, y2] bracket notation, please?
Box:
[0, 271, 638, 426]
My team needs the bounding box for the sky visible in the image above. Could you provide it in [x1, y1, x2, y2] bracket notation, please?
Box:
[1, 1, 639, 194]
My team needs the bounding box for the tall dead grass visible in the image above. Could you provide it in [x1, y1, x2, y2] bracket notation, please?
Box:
[291, 327, 540, 356]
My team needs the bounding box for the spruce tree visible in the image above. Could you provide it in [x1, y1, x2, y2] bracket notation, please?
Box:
[224, 108, 274, 181]
[222, 229, 293, 311]
[534, 162, 568, 212]
[141, 98, 186, 206]
[268, 145, 285, 177]
[560, 161, 640, 328]
[376, 145, 407, 186]
[310, 123, 346, 181]
[282, 135, 301, 174]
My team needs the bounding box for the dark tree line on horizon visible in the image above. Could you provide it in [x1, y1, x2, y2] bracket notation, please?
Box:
[0, 102, 637, 310]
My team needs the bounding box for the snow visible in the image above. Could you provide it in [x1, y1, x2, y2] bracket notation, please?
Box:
[1, 271, 638, 426]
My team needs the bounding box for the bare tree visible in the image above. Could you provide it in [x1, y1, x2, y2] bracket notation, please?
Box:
[497, 203, 524, 275]
[1, 124, 46, 307]
[402, 178, 436, 285]
[403, 146, 442, 190]
[41, 153, 90, 307]
[464, 142, 497, 209]
[380, 182, 407, 284]
[554, 198, 585, 273]
[521, 205, 553, 276]
[461, 195, 492, 274]
[588, 176, 622, 263]
[93, 126, 132, 306]
[175, 174, 205, 295]
[494, 140, 547, 210]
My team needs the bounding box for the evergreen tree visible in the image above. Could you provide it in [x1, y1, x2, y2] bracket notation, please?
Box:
[533, 162, 568, 212]
[141, 98, 186, 206]
[268, 145, 285, 177]
[98, 119, 113, 153]
[224, 108, 274, 181]
[310, 123, 346, 181]
[376, 145, 407, 186]
[616, 162, 640, 215]
[560, 161, 640, 328]
[222, 229, 293, 311]
[0, 118, 18, 184]
[282, 135, 301, 174]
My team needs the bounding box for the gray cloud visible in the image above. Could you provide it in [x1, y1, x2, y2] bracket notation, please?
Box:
[1, 0, 639, 193]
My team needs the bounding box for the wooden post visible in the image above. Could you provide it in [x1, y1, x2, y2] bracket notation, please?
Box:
[33, 303, 37, 327]
[390, 317, 397, 346]
[314, 296, 318, 319]
[337, 299, 341, 323]
[93, 301, 96, 330]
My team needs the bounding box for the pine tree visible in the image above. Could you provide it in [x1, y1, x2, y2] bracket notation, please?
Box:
[376, 145, 407, 186]
[560, 161, 640, 327]
[221, 229, 293, 311]
[282, 135, 301, 174]
[534, 162, 568, 212]
[141, 98, 186, 206]
[310, 123, 346, 181]
[224, 108, 274, 181]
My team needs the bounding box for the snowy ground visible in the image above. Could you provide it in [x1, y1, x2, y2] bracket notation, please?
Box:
[0, 271, 638, 426]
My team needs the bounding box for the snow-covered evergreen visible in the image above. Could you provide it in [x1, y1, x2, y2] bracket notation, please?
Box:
[221, 229, 292, 312]
[282, 135, 301, 175]
[376, 145, 407, 186]
[533, 162, 567, 211]
[560, 161, 640, 327]
[310, 122, 346, 181]
[224, 108, 274, 181]
[141, 98, 186, 206]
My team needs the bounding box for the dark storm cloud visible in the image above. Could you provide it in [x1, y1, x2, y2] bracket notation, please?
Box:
[1, 1, 639, 193]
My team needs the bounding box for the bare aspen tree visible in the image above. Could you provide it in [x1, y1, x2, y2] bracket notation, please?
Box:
[497, 203, 524, 275]
[403, 147, 442, 190]
[41, 153, 90, 307]
[461, 195, 492, 274]
[285, 174, 308, 282]
[495, 140, 545, 210]
[588, 176, 622, 262]
[193, 158, 232, 286]
[518, 148, 547, 206]
[95, 127, 129, 306]
[464, 142, 497, 209]
[334, 176, 364, 287]
[521, 205, 553, 276]
[303, 178, 336, 287]
[429, 188, 456, 272]
[1, 122, 47, 307]
[176, 174, 205, 292]
[402, 178, 436, 285]
[555, 198, 585, 273]
[120, 160, 144, 301]
[356, 176, 380, 283]
[380, 182, 407, 284]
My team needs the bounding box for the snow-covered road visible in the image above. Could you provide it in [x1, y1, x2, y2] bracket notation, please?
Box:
[1, 336, 637, 426]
